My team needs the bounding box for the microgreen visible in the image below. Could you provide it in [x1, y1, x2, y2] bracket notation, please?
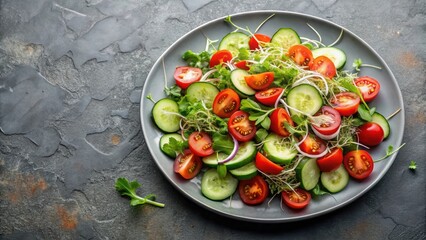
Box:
[352, 58, 382, 72]
[115, 178, 165, 208]
[409, 161, 417, 171]
[374, 143, 406, 162]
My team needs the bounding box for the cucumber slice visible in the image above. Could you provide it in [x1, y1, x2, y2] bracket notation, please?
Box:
[201, 168, 238, 201]
[152, 98, 180, 133]
[201, 141, 256, 170]
[296, 158, 321, 191]
[229, 161, 258, 180]
[270, 28, 301, 50]
[287, 84, 323, 117]
[371, 112, 390, 139]
[202, 152, 227, 167]
[186, 82, 219, 108]
[320, 164, 349, 193]
[263, 133, 298, 164]
[160, 133, 184, 158]
[312, 47, 347, 69]
[219, 32, 250, 57]
[230, 69, 255, 96]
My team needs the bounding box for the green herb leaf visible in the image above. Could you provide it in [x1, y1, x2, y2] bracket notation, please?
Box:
[311, 184, 328, 197]
[260, 116, 271, 130]
[164, 85, 182, 102]
[212, 133, 234, 155]
[240, 99, 274, 126]
[409, 161, 417, 170]
[351, 117, 366, 127]
[162, 137, 188, 156]
[182, 50, 210, 71]
[374, 143, 406, 162]
[115, 178, 165, 208]
[255, 128, 269, 143]
[353, 58, 363, 71]
[358, 104, 372, 121]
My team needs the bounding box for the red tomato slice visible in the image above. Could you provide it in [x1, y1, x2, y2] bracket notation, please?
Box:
[234, 60, 250, 70]
[173, 149, 202, 179]
[254, 87, 284, 106]
[310, 56, 336, 79]
[311, 106, 341, 136]
[209, 50, 232, 68]
[173, 66, 202, 89]
[255, 152, 284, 175]
[188, 131, 214, 157]
[357, 122, 384, 147]
[330, 92, 360, 116]
[213, 88, 240, 118]
[282, 188, 311, 209]
[228, 111, 256, 142]
[299, 134, 327, 155]
[288, 44, 314, 67]
[354, 76, 381, 102]
[238, 175, 269, 205]
[343, 150, 374, 180]
[269, 108, 294, 137]
[244, 72, 274, 91]
[316, 148, 343, 172]
[249, 33, 271, 50]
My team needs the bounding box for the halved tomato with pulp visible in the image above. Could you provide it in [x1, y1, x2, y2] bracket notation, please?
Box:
[213, 88, 240, 118]
[288, 44, 314, 67]
[311, 106, 341, 136]
[282, 188, 311, 209]
[310, 56, 336, 79]
[244, 72, 274, 91]
[238, 175, 269, 205]
[343, 150, 374, 180]
[299, 134, 327, 156]
[249, 33, 271, 50]
[228, 110, 256, 142]
[354, 76, 381, 102]
[174, 149, 202, 179]
[255, 152, 284, 175]
[255, 87, 284, 106]
[188, 131, 214, 157]
[330, 92, 360, 116]
[173, 66, 202, 89]
[209, 50, 232, 68]
[270, 108, 294, 137]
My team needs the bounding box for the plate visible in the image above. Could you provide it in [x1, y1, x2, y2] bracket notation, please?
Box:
[140, 11, 404, 222]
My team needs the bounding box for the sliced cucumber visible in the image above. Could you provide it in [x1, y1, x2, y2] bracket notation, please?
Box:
[312, 47, 347, 69]
[287, 84, 323, 117]
[320, 164, 349, 193]
[152, 98, 181, 133]
[371, 112, 390, 139]
[160, 133, 184, 158]
[296, 158, 321, 191]
[230, 69, 255, 96]
[201, 168, 238, 201]
[263, 133, 298, 164]
[219, 32, 250, 57]
[270, 28, 301, 50]
[201, 141, 256, 170]
[186, 82, 219, 108]
[202, 152, 227, 167]
[229, 161, 258, 180]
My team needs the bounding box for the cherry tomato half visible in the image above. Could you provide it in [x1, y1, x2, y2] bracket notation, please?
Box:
[188, 131, 214, 157]
[213, 88, 240, 118]
[357, 122, 384, 147]
[343, 150, 374, 180]
[282, 188, 311, 210]
[255, 152, 284, 175]
[299, 134, 327, 156]
[238, 175, 269, 205]
[311, 106, 341, 136]
[288, 44, 314, 68]
[174, 149, 202, 179]
[354, 76, 381, 102]
[173, 66, 202, 89]
[244, 72, 274, 91]
[255, 87, 284, 106]
[228, 110, 256, 142]
[310, 56, 336, 79]
[209, 50, 232, 68]
[234, 60, 250, 70]
[270, 108, 294, 137]
[316, 148, 343, 172]
[330, 92, 360, 116]
[249, 33, 271, 50]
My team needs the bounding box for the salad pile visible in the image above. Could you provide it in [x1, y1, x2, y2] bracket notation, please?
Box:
[148, 16, 400, 210]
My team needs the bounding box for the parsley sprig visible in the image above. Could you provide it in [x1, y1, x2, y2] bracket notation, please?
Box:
[115, 178, 165, 208]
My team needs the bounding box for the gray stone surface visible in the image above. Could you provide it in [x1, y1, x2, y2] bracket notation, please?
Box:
[0, 0, 425, 239]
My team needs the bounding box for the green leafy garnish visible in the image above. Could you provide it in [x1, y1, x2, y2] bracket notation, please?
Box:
[212, 133, 234, 155]
[311, 184, 329, 197]
[374, 143, 406, 162]
[162, 137, 188, 157]
[409, 161, 417, 170]
[240, 98, 274, 125]
[164, 85, 182, 101]
[182, 50, 211, 72]
[115, 178, 165, 208]
[357, 104, 372, 121]
[352, 58, 382, 72]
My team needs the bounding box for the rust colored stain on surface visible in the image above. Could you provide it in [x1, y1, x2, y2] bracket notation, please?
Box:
[56, 205, 78, 230]
[399, 51, 422, 68]
[3, 173, 48, 204]
[111, 134, 121, 145]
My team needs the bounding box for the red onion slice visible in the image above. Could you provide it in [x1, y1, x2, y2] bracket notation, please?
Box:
[217, 135, 239, 164]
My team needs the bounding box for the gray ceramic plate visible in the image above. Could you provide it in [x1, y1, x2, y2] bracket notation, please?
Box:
[140, 11, 404, 223]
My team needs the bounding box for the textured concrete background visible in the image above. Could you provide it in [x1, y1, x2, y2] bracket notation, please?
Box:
[0, 0, 424, 239]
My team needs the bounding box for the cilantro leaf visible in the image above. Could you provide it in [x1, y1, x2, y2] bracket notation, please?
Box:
[182, 50, 210, 71]
[164, 85, 182, 101]
[409, 161, 417, 170]
[115, 178, 165, 207]
[162, 137, 188, 157]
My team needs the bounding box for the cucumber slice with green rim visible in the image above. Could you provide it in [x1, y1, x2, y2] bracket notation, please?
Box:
[202, 141, 257, 170]
[270, 28, 301, 50]
[296, 158, 321, 191]
[371, 112, 390, 139]
[263, 133, 298, 164]
[219, 32, 250, 57]
[186, 82, 219, 108]
[312, 47, 347, 69]
[201, 168, 238, 201]
[320, 164, 349, 193]
[230, 69, 256, 96]
[287, 84, 323, 117]
[229, 161, 258, 180]
[160, 133, 184, 158]
[152, 98, 181, 133]
[202, 152, 227, 167]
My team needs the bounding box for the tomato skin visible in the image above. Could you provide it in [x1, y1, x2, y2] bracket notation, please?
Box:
[249, 33, 271, 50]
[282, 188, 311, 210]
[238, 175, 269, 205]
[234, 60, 250, 70]
[357, 122, 384, 147]
[330, 92, 360, 116]
[343, 150, 374, 180]
[311, 106, 341, 135]
[255, 152, 284, 175]
[269, 108, 294, 137]
[244, 72, 274, 91]
[173, 149, 203, 179]
[299, 135, 327, 155]
[209, 50, 233, 68]
[228, 111, 257, 142]
[188, 131, 214, 157]
[213, 88, 240, 118]
[310, 56, 336, 79]
[173, 66, 203, 89]
[288, 44, 314, 67]
[316, 148, 343, 172]
[254, 87, 284, 106]
[354, 76, 381, 102]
